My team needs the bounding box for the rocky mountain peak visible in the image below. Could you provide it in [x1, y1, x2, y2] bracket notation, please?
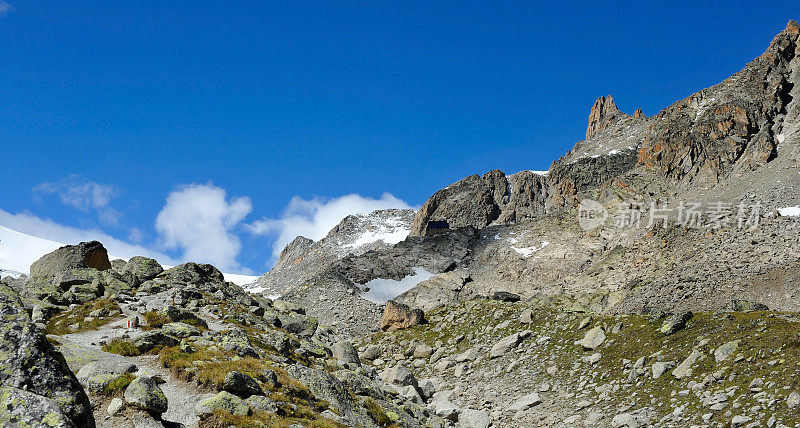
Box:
[586, 95, 624, 140]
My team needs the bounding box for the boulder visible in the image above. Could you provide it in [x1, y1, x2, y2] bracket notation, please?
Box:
[490, 332, 527, 358]
[507, 392, 542, 411]
[277, 312, 318, 337]
[121, 256, 163, 287]
[30, 241, 111, 278]
[459, 408, 491, 428]
[196, 391, 250, 418]
[380, 365, 419, 388]
[244, 395, 278, 414]
[162, 322, 201, 339]
[672, 349, 703, 379]
[732, 300, 768, 312]
[288, 364, 378, 427]
[331, 341, 361, 366]
[220, 329, 259, 358]
[660, 311, 693, 335]
[381, 300, 425, 331]
[0, 284, 94, 427]
[223, 371, 262, 397]
[0, 386, 75, 428]
[123, 377, 168, 414]
[130, 330, 178, 353]
[713, 340, 740, 363]
[580, 326, 606, 350]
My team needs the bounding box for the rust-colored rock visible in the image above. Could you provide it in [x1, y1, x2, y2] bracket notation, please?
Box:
[586, 95, 623, 140]
[380, 300, 425, 331]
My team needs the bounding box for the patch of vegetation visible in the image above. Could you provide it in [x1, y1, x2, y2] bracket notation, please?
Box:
[102, 338, 141, 356]
[142, 311, 170, 330]
[362, 397, 398, 427]
[101, 373, 135, 397]
[44, 298, 122, 335]
[199, 410, 345, 428]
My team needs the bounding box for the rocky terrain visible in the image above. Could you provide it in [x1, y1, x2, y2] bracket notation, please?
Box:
[3, 20, 800, 428]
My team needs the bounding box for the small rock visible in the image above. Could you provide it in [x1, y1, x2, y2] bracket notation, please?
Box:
[107, 397, 124, 416]
[660, 311, 693, 335]
[507, 392, 541, 412]
[124, 377, 168, 414]
[580, 326, 606, 350]
[223, 371, 262, 397]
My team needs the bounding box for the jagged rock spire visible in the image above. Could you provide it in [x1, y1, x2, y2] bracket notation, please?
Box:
[585, 95, 622, 140]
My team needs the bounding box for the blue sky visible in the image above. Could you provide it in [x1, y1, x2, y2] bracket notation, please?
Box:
[1, 1, 797, 273]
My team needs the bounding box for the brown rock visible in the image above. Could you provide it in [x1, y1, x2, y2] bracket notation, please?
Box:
[380, 300, 425, 331]
[586, 95, 623, 140]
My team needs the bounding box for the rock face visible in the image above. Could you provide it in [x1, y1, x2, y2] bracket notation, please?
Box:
[409, 170, 549, 236]
[30, 240, 111, 277]
[586, 95, 624, 140]
[380, 300, 425, 331]
[0, 284, 94, 427]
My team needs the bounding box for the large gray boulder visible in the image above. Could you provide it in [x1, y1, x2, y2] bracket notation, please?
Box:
[123, 377, 168, 414]
[288, 364, 378, 428]
[30, 241, 111, 278]
[120, 256, 163, 287]
[223, 371, 262, 397]
[0, 386, 76, 427]
[0, 284, 94, 427]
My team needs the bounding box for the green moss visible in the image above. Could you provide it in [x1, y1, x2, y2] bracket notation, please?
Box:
[101, 338, 141, 356]
[142, 311, 170, 330]
[101, 373, 135, 397]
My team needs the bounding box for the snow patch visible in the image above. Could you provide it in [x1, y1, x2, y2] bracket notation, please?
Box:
[778, 206, 800, 217]
[512, 241, 550, 258]
[360, 267, 435, 304]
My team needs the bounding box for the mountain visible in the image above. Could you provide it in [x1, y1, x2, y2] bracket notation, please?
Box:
[250, 22, 800, 332]
[0, 225, 259, 286]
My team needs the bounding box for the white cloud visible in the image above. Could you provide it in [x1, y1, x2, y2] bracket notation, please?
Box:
[155, 183, 252, 273]
[0, 1, 12, 16]
[247, 192, 412, 259]
[34, 174, 119, 212]
[0, 208, 179, 265]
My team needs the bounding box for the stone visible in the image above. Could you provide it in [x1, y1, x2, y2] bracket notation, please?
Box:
[30, 241, 111, 278]
[380, 365, 418, 388]
[507, 392, 542, 412]
[731, 415, 752, 427]
[196, 391, 250, 418]
[459, 408, 491, 428]
[787, 391, 800, 408]
[381, 300, 425, 331]
[161, 322, 201, 339]
[120, 256, 163, 287]
[611, 412, 649, 427]
[580, 326, 606, 350]
[714, 340, 740, 362]
[244, 395, 278, 414]
[413, 343, 433, 358]
[287, 364, 375, 427]
[107, 397, 125, 416]
[673, 349, 703, 379]
[519, 309, 533, 324]
[660, 311, 693, 335]
[223, 371, 262, 397]
[0, 284, 94, 427]
[124, 377, 168, 414]
[490, 332, 525, 358]
[732, 300, 768, 312]
[578, 316, 592, 330]
[331, 341, 361, 366]
[130, 330, 179, 353]
[0, 386, 75, 428]
[652, 361, 675, 380]
[361, 345, 382, 361]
